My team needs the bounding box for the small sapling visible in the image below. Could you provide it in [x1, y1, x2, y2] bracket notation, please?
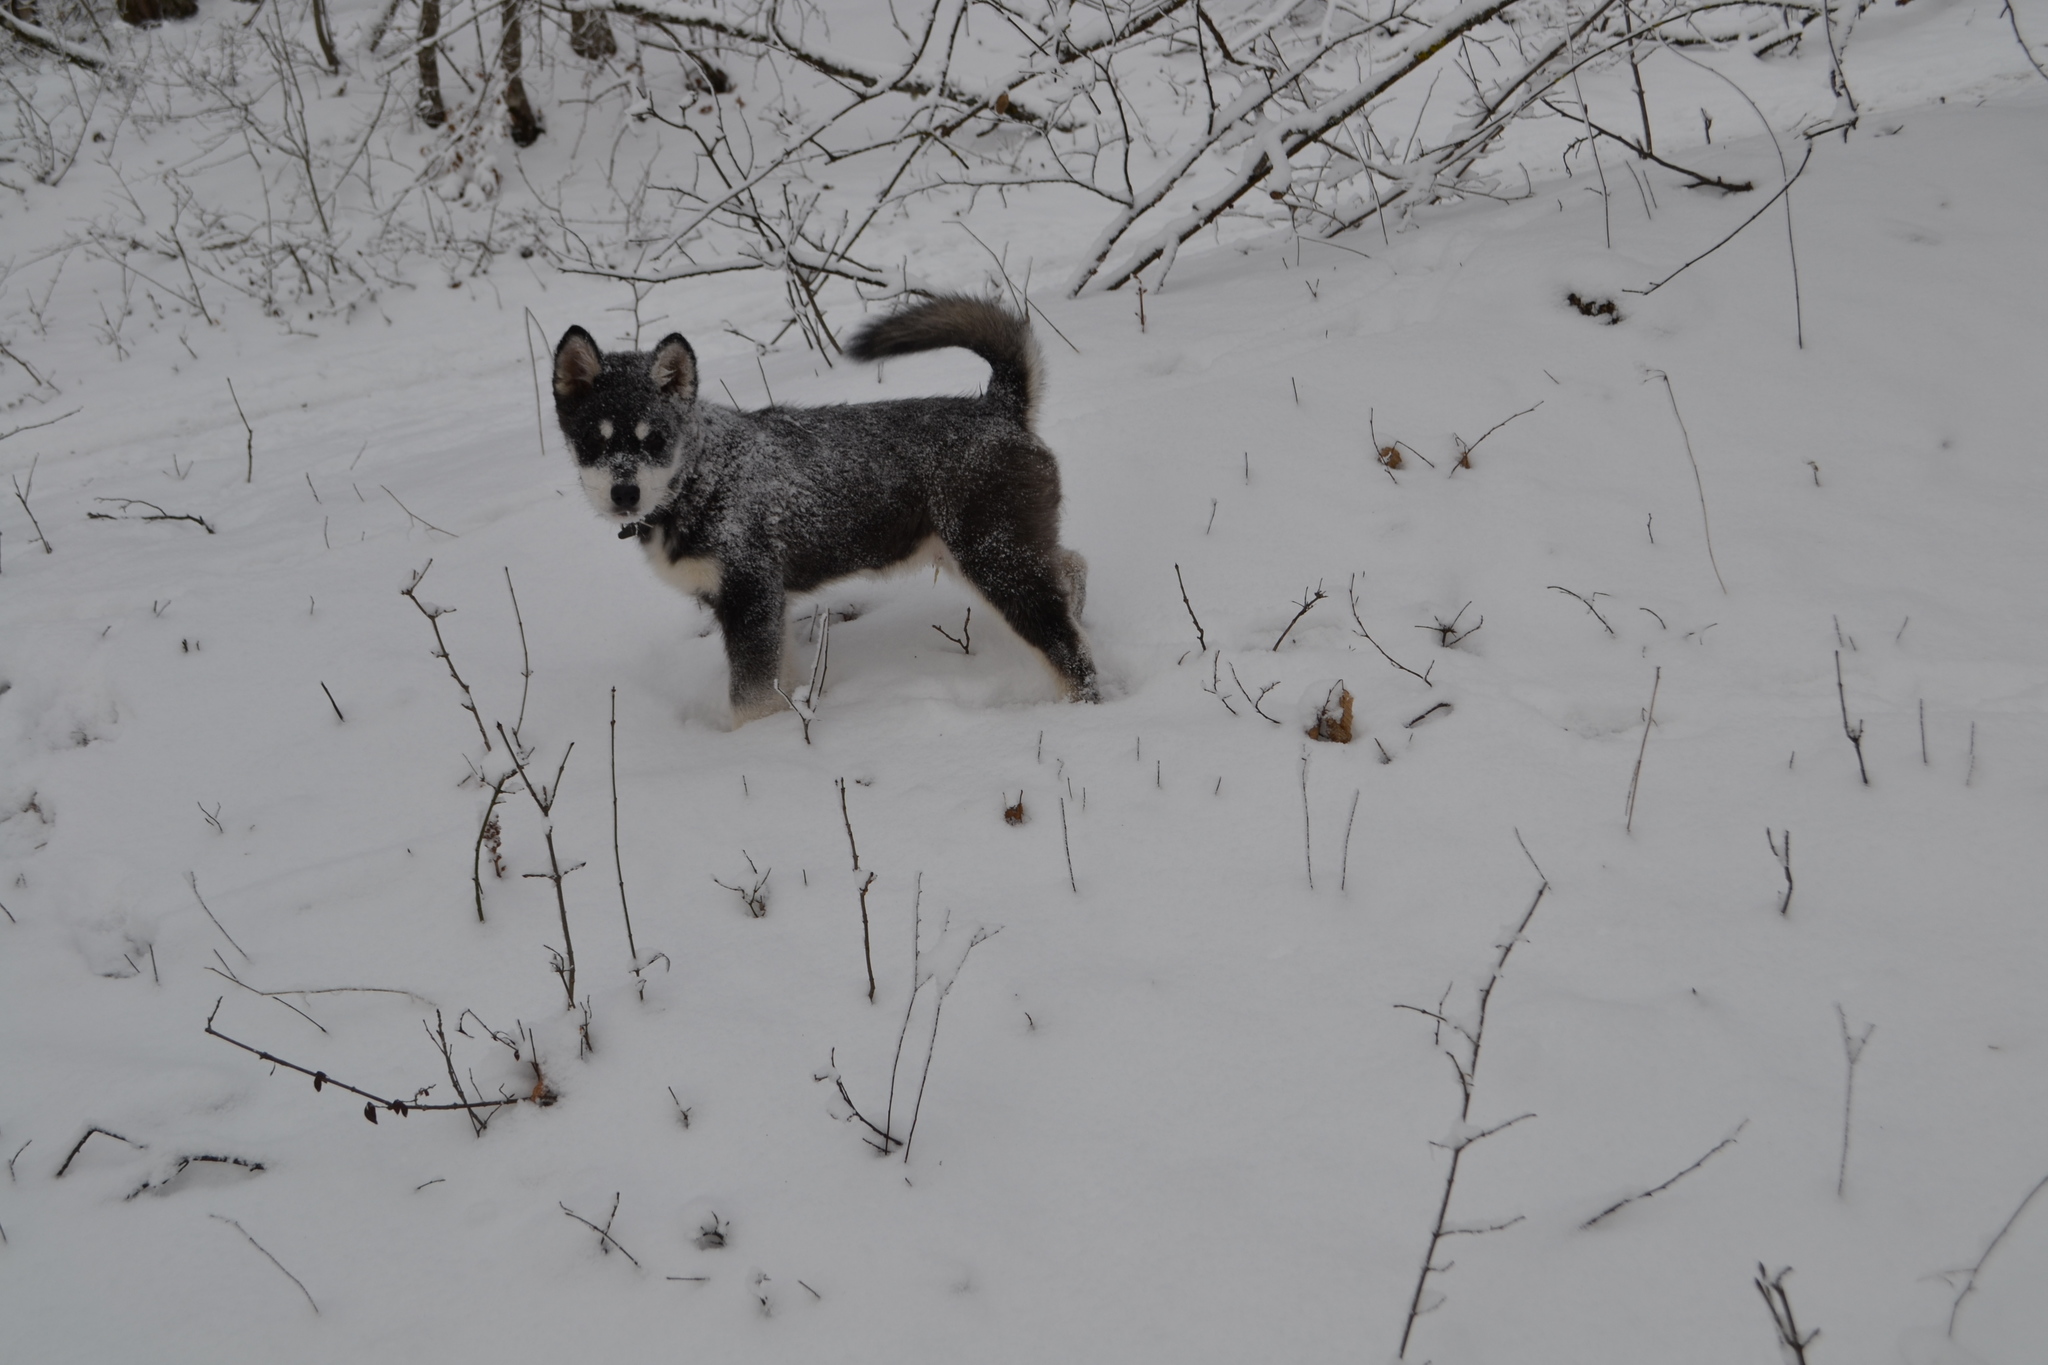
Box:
[1754, 1265, 1818, 1364]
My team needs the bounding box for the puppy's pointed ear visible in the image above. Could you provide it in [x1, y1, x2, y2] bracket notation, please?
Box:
[553, 326, 602, 402]
[651, 334, 698, 402]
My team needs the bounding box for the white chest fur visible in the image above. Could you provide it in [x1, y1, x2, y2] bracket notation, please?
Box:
[647, 544, 722, 601]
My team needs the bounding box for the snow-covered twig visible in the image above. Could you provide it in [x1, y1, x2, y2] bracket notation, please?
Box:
[402, 562, 494, 755]
[1396, 871, 1548, 1356]
[499, 723, 581, 1005]
[0, 7, 112, 70]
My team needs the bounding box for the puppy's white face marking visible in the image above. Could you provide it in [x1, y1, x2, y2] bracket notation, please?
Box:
[635, 421, 651, 441]
[580, 447, 684, 522]
[598, 419, 614, 440]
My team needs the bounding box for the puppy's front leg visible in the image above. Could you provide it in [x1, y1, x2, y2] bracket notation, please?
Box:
[714, 567, 788, 725]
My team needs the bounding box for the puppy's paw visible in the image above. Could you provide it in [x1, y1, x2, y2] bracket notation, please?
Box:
[729, 691, 786, 728]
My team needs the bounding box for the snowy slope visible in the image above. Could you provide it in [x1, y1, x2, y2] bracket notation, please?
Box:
[5, 6, 2048, 1362]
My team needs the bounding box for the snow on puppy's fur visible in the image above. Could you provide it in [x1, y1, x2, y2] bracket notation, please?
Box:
[552, 296, 1097, 724]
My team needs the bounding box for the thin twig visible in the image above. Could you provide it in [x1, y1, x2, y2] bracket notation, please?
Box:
[1835, 1003, 1873, 1199]
[204, 998, 515, 1119]
[1059, 797, 1076, 893]
[1273, 582, 1328, 651]
[903, 928, 995, 1163]
[188, 873, 251, 962]
[401, 562, 493, 754]
[10, 457, 53, 553]
[1548, 585, 1615, 635]
[54, 1127, 137, 1178]
[206, 961, 327, 1033]
[1543, 100, 1753, 191]
[1628, 142, 1814, 298]
[560, 1197, 642, 1268]
[1451, 401, 1543, 472]
[1300, 749, 1314, 890]
[1650, 371, 1727, 594]
[227, 379, 254, 484]
[1228, 662, 1282, 724]
[837, 776, 861, 870]
[1174, 563, 1207, 651]
[498, 724, 579, 1004]
[1396, 875, 1548, 1359]
[2005, 0, 2048, 82]
[1625, 667, 1661, 832]
[857, 872, 877, 1002]
[1835, 651, 1869, 785]
[426, 1010, 488, 1137]
[384, 485, 459, 538]
[522, 308, 552, 460]
[1340, 790, 1361, 892]
[1582, 1120, 1748, 1227]
[1948, 1170, 2048, 1335]
[212, 1215, 319, 1313]
[1768, 828, 1793, 915]
[505, 568, 533, 744]
[1349, 576, 1432, 686]
[1754, 1265, 1818, 1365]
[1573, 74, 1612, 249]
[610, 689, 638, 969]
[87, 499, 215, 533]
[472, 769, 515, 923]
[931, 608, 972, 653]
[0, 409, 81, 443]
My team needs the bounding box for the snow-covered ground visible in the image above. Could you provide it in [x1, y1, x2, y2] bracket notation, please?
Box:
[5, 4, 2048, 1361]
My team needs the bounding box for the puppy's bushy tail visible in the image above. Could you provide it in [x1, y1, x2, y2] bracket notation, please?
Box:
[845, 295, 1042, 428]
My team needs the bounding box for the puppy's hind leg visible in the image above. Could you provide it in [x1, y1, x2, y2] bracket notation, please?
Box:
[951, 539, 1099, 703]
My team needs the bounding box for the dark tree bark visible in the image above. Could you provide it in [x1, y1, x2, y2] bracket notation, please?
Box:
[117, 0, 197, 24]
[311, 0, 340, 71]
[569, 9, 616, 60]
[501, 0, 543, 146]
[417, 0, 447, 128]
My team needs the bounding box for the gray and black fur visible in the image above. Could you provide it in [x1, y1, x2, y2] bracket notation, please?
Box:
[552, 296, 1097, 723]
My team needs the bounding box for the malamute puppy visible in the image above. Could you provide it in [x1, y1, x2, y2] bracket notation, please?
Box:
[551, 296, 1097, 723]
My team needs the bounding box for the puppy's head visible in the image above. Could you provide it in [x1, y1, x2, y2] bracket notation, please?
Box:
[552, 327, 698, 524]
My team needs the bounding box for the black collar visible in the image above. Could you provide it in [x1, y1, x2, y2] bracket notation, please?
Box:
[618, 520, 652, 541]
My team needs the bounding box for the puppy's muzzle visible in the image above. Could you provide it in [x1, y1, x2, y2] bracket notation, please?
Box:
[610, 483, 641, 512]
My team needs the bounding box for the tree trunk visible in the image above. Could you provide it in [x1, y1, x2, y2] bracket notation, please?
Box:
[116, 0, 197, 24]
[311, 0, 340, 71]
[501, 0, 543, 147]
[569, 9, 617, 60]
[417, 0, 447, 127]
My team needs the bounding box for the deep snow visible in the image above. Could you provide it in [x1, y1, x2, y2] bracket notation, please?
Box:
[4, 5, 2048, 1362]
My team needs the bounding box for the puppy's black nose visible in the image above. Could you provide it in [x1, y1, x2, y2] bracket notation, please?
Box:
[611, 483, 639, 510]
